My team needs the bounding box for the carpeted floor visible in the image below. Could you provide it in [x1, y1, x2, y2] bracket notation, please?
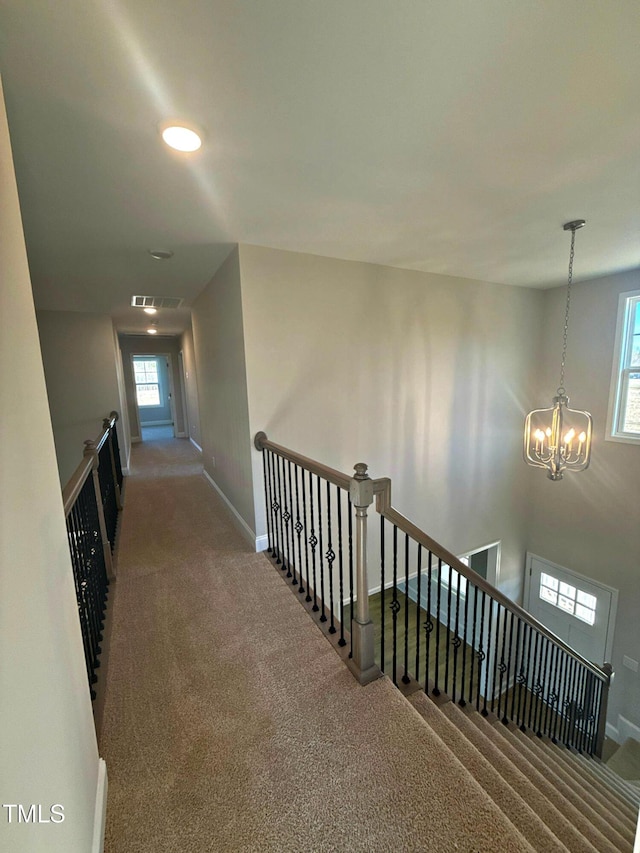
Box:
[100, 437, 534, 852]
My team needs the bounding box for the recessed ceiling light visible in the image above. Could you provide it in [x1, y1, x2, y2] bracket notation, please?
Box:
[160, 124, 202, 152]
[148, 249, 174, 260]
[147, 328, 158, 335]
[143, 307, 157, 315]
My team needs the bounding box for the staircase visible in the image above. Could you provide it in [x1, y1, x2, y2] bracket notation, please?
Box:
[406, 687, 638, 853]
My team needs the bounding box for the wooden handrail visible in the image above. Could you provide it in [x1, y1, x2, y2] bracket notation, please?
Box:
[255, 431, 610, 686]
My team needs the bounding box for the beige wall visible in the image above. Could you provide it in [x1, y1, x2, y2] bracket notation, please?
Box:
[528, 269, 640, 732]
[191, 247, 256, 533]
[180, 324, 202, 448]
[118, 335, 187, 441]
[0, 78, 101, 853]
[239, 244, 542, 601]
[36, 309, 122, 486]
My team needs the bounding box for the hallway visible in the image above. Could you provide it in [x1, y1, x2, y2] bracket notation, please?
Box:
[99, 437, 529, 852]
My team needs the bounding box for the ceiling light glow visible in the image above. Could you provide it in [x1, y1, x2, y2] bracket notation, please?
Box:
[161, 125, 202, 152]
[143, 307, 157, 315]
[147, 328, 158, 335]
[148, 248, 173, 260]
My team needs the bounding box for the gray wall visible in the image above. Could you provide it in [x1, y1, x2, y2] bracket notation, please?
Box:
[181, 323, 202, 448]
[119, 335, 187, 441]
[36, 309, 122, 486]
[0, 77, 101, 853]
[191, 247, 256, 533]
[528, 268, 640, 733]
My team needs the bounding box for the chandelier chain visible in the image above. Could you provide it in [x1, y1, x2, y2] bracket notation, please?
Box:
[558, 225, 577, 395]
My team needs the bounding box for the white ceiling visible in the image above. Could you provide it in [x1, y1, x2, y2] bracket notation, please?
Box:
[1, 1, 639, 335]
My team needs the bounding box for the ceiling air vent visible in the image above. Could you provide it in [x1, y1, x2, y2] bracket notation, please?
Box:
[131, 295, 184, 310]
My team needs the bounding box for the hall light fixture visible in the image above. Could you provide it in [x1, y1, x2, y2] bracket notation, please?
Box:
[143, 307, 157, 315]
[160, 123, 202, 153]
[148, 249, 174, 260]
[524, 220, 593, 480]
[147, 327, 158, 335]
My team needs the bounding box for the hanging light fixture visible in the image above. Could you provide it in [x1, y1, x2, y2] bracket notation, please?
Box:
[524, 220, 593, 480]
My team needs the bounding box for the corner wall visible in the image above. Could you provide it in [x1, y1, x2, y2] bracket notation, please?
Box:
[0, 76, 101, 853]
[528, 268, 640, 732]
[239, 244, 543, 601]
[36, 309, 122, 486]
[191, 247, 256, 537]
[180, 323, 202, 449]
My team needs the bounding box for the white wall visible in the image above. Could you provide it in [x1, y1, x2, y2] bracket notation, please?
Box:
[36, 310, 122, 487]
[239, 244, 543, 601]
[181, 323, 202, 448]
[191, 247, 256, 533]
[118, 335, 187, 441]
[528, 268, 640, 732]
[0, 77, 101, 853]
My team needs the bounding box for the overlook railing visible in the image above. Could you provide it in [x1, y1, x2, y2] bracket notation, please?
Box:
[255, 432, 612, 757]
[62, 412, 123, 699]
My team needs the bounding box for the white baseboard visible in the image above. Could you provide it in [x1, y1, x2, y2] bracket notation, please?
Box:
[131, 436, 141, 444]
[176, 431, 187, 438]
[256, 534, 269, 552]
[202, 470, 263, 552]
[618, 715, 640, 744]
[606, 722, 619, 743]
[122, 466, 130, 476]
[190, 437, 203, 453]
[92, 758, 108, 853]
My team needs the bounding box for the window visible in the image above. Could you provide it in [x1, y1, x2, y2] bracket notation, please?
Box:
[608, 290, 640, 442]
[134, 359, 160, 407]
[539, 572, 596, 625]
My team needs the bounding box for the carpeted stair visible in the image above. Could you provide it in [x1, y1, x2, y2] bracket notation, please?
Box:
[408, 689, 638, 852]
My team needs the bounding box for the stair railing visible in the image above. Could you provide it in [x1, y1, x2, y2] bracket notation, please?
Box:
[254, 432, 612, 757]
[62, 412, 123, 699]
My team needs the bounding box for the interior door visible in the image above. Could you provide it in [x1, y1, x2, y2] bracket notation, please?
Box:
[525, 554, 616, 666]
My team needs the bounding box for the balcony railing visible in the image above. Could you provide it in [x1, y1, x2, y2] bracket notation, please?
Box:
[62, 412, 123, 699]
[255, 431, 612, 757]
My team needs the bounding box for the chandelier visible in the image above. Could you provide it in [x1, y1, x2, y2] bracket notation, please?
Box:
[524, 220, 593, 480]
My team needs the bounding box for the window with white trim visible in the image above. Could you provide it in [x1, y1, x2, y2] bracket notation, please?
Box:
[539, 572, 597, 625]
[133, 359, 161, 407]
[608, 290, 640, 442]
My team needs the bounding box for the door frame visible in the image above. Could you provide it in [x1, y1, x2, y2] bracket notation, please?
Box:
[130, 353, 178, 439]
[523, 552, 618, 663]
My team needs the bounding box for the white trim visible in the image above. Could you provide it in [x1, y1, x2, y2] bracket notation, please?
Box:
[190, 437, 202, 453]
[92, 758, 108, 853]
[131, 436, 141, 444]
[122, 466, 130, 476]
[606, 722, 620, 744]
[255, 534, 269, 552]
[606, 288, 640, 444]
[202, 469, 263, 552]
[176, 431, 187, 438]
[618, 714, 640, 745]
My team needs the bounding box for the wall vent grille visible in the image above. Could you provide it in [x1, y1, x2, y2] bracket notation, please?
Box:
[131, 295, 183, 310]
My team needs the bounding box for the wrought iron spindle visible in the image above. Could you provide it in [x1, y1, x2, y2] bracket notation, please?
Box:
[301, 466, 312, 602]
[549, 645, 563, 744]
[348, 495, 354, 657]
[460, 572, 470, 707]
[535, 636, 550, 736]
[337, 486, 346, 646]
[521, 624, 534, 732]
[308, 472, 318, 611]
[415, 544, 422, 687]
[286, 460, 295, 583]
[110, 418, 124, 490]
[76, 488, 102, 668]
[402, 533, 410, 684]
[424, 550, 433, 691]
[391, 524, 399, 685]
[67, 503, 95, 694]
[475, 590, 487, 713]
[278, 456, 289, 572]
[468, 582, 479, 709]
[380, 515, 385, 671]
[98, 441, 118, 550]
[262, 449, 274, 555]
[433, 557, 442, 697]
[268, 451, 280, 561]
[510, 618, 522, 722]
[294, 464, 305, 595]
[515, 621, 530, 730]
[496, 605, 507, 718]
[317, 476, 326, 621]
[451, 569, 461, 703]
[281, 457, 292, 578]
[481, 595, 493, 716]
[528, 629, 541, 732]
[444, 562, 453, 695]
[326, 482, 336, 633]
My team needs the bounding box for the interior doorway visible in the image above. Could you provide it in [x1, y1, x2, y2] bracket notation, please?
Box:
[131, 354, 177, 441]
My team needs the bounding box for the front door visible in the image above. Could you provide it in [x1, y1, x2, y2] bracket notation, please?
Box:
[524, 554, 617, 666]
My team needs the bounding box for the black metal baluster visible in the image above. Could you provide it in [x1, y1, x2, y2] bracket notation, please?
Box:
[468, 583, 479, 709]
[391, 525, 399, 685]
[308, 472, 318, 611]
[402, 534, 410, 684]
[268, 451, 280, 562]
[481, 596, 493, 716]
[535, 636, 550, 737]
[67, 505, 94, 695]
[76, 487, 101, 674]
[317, 476, 326, 621]
[286, 460, 296, 584]
[549, 646, 563, 744]
[528, 630, 541, 733]
[424, 550, 433, 690]
[460, 571, 471, 708]
[495, 606, 507, 718]
[275, 455, 285, 567]
[451, 570, 461, 704]
[326, 482, 336, 634]
[337, 487, 346, 646]
[433, 558, 442, 697]
[380, 516, 385, 672]
[517, 623, 532, 731]
[262, 449, 273, 555]
[301, 467, 312, 602]
[415, 544, 422, 687]
[444, 562, 453, 695]
[502, 611, 515, 724]
[348, 496, 354, 658]
[475, 590, 487, 713]
[553, 650, 569, 745]
[281, 458, 292, 578]
[560, 656, 576, 747]
[294, 464, 305, 595]
[509, 618, 522, 723]
[575, 663, 587, 753]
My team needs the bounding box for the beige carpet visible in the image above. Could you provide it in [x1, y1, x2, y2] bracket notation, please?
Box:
[100, 437, 536, 852]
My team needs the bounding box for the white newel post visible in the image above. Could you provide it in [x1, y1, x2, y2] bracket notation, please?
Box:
[347, 463, 380, 685]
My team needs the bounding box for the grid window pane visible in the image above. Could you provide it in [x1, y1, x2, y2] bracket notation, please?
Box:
[541, 573, 558, 591]
[622, 373, 640, 433]
[559, 581, 576, 599]
[136, 384, 160, 406]
[576, 590, 597, 609]
[540, 585, 558, 605]
[558, 595, 575, 614]
[575, 603, 596, 625]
